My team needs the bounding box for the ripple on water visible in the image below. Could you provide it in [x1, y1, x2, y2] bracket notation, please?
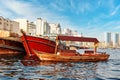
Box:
[0, 49, 120, 80]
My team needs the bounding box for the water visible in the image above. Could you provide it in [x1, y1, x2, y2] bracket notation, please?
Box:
[0, 49, 120, 80]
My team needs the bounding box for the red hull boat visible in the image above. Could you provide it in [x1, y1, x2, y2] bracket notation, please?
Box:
[21, 30, 109, 62]
[21, 30, 56, 56]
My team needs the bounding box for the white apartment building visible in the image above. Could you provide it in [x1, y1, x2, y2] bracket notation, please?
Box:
[14, 19, 28, 35]
[62, 28, 79, 36]
[49, 23, 61, 35]
[35, 18, 50, 36]
[14, 19, 36, 36]
[14, 18, 61, 36]
[62, 28, 72, 35]
[72, 30, 78, 36]
[28, 22, 36, 36]
[0, 16, 19, 35]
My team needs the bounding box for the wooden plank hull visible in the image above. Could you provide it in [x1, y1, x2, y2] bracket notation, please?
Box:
[0, 37, 25, 54]
[21, 30, 110, 62]
[21, 35, 56, 56]
[33, 50, 110, 62]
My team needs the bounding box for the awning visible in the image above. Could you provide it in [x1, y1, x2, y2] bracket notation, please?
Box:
[57, 36, 99, 43]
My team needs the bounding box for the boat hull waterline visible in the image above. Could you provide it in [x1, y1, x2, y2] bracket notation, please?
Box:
[33, 50, 110, 62]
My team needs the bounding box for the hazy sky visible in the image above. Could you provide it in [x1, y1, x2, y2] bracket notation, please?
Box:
[0, 0, 120, 40]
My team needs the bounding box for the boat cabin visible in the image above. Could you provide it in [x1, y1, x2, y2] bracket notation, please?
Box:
[55, 35, 99, 56]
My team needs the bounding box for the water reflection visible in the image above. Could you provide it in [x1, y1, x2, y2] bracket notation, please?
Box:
[21, 55, 98, 80]
[0, 49, 120, 80]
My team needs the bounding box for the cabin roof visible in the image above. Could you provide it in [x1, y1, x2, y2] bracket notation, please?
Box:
[57, 36, 99, 43]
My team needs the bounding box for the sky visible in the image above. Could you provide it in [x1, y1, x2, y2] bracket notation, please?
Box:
[0, 0, 120, 41]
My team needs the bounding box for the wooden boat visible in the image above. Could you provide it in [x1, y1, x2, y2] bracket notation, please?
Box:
[33, 50, 109, 62]
[21, 29, 109, 62]
[21, 30, 56, 56]
[0, 37, 25, 54]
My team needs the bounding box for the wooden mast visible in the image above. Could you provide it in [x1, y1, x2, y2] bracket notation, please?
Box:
[94, 42, 98, 54]
[21, 29, 31, 56]
[54, 36, 59, 54]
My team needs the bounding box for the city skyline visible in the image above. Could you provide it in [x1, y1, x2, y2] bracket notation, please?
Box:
[0, 0, 120, 40]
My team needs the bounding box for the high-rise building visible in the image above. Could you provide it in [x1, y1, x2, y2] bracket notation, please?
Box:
[104, 32, 112, 47]
[49, 23, 61, 35]
[113, 33, 119, 48]
[35, 18, 50, 36]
